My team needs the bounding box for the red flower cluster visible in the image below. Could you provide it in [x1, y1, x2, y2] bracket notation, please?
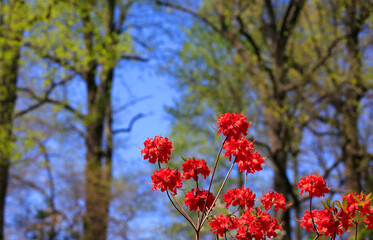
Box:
[298, 174, 329, 198]
[223, 136, 264, 173]
[216, 112, 250, 141]
[341, 192, 373, 229]
[223, 187, 256, 209]
[237, 151, 264, 173]
[237, 208, 282, 239]
[209, 214, 239, 237]
[299, 208, 353, 238]
[342, 192, 371, 216]
[181, 158, 210, 181]
[209, 208, 282, 239]
[297, 177, 373, 238]
[223, 137, 254, 161]
[151, 167, 183, 195]
[141, 136, 173, 164]
[184, 188, 215, 212]
[142, 113, 373, 240]
[261, 190, 287, 212]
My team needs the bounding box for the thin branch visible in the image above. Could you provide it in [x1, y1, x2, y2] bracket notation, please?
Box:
[156, 1, 221, 34]
[113, 95, 152, 114]
[112, 113, 147, 134]
[121, 55, 148, 62]
[24, 41, 82, 75]
[43, 98, 85, 119]
[236, 15, 275, 80]
[15, 76, 75, 118]
[201, 158, 237, 227]
[10, 173, 47, 197]
[198, 132, 230, 229]
[39, 143, 57, 211]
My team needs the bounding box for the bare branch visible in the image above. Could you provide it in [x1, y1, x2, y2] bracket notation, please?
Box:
[113, 95, 152, 114]
[17, 86, 84, 119]
[156, 1, 221, 34]
[15, 76, 75, 118]
[10, 173, 47, 197]
[121, 55, 148, 62]
[112, 113, 148, 134]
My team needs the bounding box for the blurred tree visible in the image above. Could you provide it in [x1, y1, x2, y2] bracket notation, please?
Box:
[21, 0, 149, 239]
[0, 1, 56, 239]
[158, 0, 373, 239]
[158, 1, 313, 239]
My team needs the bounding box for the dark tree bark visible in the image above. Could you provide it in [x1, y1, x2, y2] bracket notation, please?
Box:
[340, 0, 370, 194]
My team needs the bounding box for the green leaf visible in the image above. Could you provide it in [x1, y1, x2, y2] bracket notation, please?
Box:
[352, 194, 361, 202]
[365, 192, 372, 200]
[321, 201, 329, 209]
[342, 198, 348, 211]
[336, 200, 342, 209]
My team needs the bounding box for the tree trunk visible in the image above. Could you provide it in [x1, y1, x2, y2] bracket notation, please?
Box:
[83, 61, 114, 240]
[342, 0, 365, 194]
[0, 10, 22, 239]
[83, 75, 113, 240]
[264, 105, 292, 240]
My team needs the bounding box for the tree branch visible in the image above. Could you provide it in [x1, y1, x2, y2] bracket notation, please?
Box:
[17, 86, 84, 119]
[24, 41, 82, 75]
[121, 55, 148, 62]
[113, 95, 152, 114]
[15, 76, 75, 118]
[112, 113, 147, 134]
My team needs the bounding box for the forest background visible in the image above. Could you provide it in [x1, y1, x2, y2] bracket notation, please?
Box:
[0, 0, 372, 239]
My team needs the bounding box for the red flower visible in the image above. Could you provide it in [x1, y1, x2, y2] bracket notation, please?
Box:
[223, 137, 263, 173]
[209, 214, 239, 237]
[261, 191, 287, 212]
[364, 207, 373, 229]
[216, 112, 250, 141]
[223, 187, 256, 209]
[181, 158, 210, 181]
[315, 209, 340, 238]
[237, 151, 264, 173]
[141, 136, 173, 164]
[298, 174, 329, 198]
[235, 227, 255, 240]
[223, 136, 254, 161]
[238, 208, 282, 239]
[299, 208, 352, 238]
[184, 188, 215, 212]
[299, 209, 316, 233]
[342, 192, 371, 216]
[151, 167, 183, 195]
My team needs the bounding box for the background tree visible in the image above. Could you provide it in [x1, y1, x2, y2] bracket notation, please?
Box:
[7, 0, 154, 239]
[23, 0, 148, 239]
[0, 1, 57, 238]
[157, 0, 373, 238]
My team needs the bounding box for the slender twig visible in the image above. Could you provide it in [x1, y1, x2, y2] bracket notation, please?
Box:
[201, 158, 237, 226]
[169, 192, 197, 230]
[244, 172, 248, 188]
[309, 195, 320, 239]
[198, 132, 231, 229]
[158, 162, 197, 230]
